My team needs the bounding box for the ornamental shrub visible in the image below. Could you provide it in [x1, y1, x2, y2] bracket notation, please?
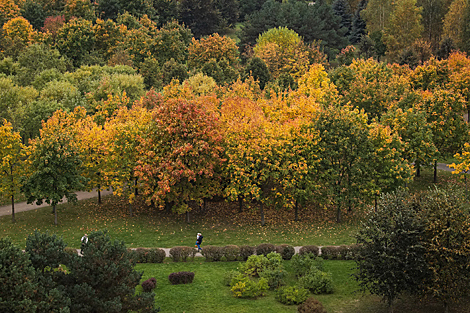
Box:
[202, 245, 223, 262]
[291, 254, 324, 277]
[168, 271, 195, 285]
[256, 243, 276, 256]
[223, 270, 242, 286]
[239, 245, 255, 260]
[240, 254, 269, 277]
[299, 245, 320, 257]
[230, 276, 269, 298]
[142, 277, 157, 292]
[320, 246, 341, 260]
[169, 246, 196, 262]
[297, 297, 327, 313]
[260, 268, 286, 289]
[299, 268, 334, 294]
[276, 286, 309, 305]
[147, 248, 166, 263]
[222, 245, 240, 261]
[275, 244, 295, 260]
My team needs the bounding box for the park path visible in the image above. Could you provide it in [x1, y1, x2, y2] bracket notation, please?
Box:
[0, 163, 457, 218]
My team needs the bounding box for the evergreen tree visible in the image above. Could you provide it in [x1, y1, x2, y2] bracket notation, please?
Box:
[178, 0, 223, 38]
[332, 0, 353, 37]
[461, 1, 470, 53]
[437, 37, 455, 59]
[350, 0, 368, 44]
[244, 56, 271, 89]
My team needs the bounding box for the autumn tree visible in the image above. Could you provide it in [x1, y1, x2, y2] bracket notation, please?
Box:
[0, 0, 20, 27]
[21, 109, 87, 225]
[383, 0, 424, 62]
[418, 0, 447, 48]
[442, 0, 467, 49]
[363, 0, 393, 33]
[135, 96, 224, 221]
[0, 120, 26, 223]
[1, 16, 37, 57]
[188, 33, 239, 70]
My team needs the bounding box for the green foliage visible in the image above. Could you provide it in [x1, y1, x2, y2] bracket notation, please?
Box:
[161, 58, 188, 85]
[275, 244, 295, 260]
[25, 230, 70, 273]
[179, 0, 222, 38]
[223, 270, 241, 286]
[168, 246, 196, 262]
[202, 245, 224, 262]
[275, 285, 309, 305]
[299, 268, 334, 294]
[239, 245, 255, 261]
[244, 56, 271, 89]
[240, 254, 269, 277]
[291, 254, 324, 277]
[222, 245, 240, 261]
[256, 243, 276, 256]
[0, 237, 38, 312]
[54, 18, 95, 67]
[230, 276, 269, 298]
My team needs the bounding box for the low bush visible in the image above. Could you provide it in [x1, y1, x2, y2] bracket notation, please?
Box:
[275, 286, 309, 305]
[241, 254, 269, 277]
[291, 254, 324, 277]
[260, 268, 286, 289]
[222, 245, 240, 261]
[321, 245, 360, 260]
[64, 247, 78, 256]
[297, 297, 327, 313]
[299, 245, 320, 257]
[133, 248, 166, 263]
[223, 270, 242, 286]
[299, 268, 334, 294]
[142, 277, 157, 292]
[202, 245, 223, 262]
[275, 244, 295, 260]
[169, 246, 196, 262]
[256, 243, 276, 256]
[230, 276, 269, 298]
[168, 271, 195, 285]
[239, 245, 255, 261]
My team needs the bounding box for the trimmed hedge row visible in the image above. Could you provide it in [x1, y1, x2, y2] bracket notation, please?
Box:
[126, 244, 361, 263]
[168, 271, 195, 285]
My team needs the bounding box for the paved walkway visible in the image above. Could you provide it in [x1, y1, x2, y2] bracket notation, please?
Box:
[0, 163, 457, 218]
[0, 189, 114, 217]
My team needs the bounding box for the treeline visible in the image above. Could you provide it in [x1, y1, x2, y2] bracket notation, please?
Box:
[3, 52, 470, 226]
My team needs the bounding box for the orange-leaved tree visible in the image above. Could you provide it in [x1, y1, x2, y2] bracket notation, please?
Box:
[135, 95, 224, 222]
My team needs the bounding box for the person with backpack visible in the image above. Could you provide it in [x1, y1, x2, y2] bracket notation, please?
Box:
[81, 233, 88, 254]
[195, 232, 203, 252]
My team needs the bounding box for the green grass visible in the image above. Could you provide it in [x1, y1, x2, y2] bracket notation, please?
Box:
[0, 193, 360, 249]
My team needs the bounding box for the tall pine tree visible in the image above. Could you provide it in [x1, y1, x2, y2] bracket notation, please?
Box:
[350, 0, 368, 44]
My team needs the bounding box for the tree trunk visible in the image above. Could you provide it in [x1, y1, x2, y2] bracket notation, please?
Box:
[134, 178, 138, 196]
[294, 201, 299, 222]
[465, 175, 468, 203]
[203, 198, 207, 212]
[11, 194, 15, 223]
[129, 203, 133, 217]
[374, 196, 378, 211]
[260, 202, 265, 226]
[433, 160, 437, 183]
[416, 163, 421, 177]
[336, 205, 342, 223]
[186, 211, 190, 224]
[54, 205, 57, 225]
[444, 301, 449, 313]
[238, 196, 243, 213]
[165, 201, 172, 213]
[98, 189, 101, 205]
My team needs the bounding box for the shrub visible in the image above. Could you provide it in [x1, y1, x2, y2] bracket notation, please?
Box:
[239, 245, 255, 260]
[64, 247, 78, 256]
[222, 245, 240, 261]
[202, 245, 223, 262]
[256, 243, 276, 256]
[297, 297, 327, 313]
[299, 245, 320, 257]
[320, 246, 341, 260]
[141, 277, 157, 292]
[223, 270, 242, 286]
[230, 276, 269, 298]
[276, 286, 309, 305]
[240, 254, 269, 277]
[299, 269, 334, 294]
[147, 248, 166, 263]
[169, 246, 196, 262]
[168, 271, 195, 285]
[275, 244, 295, 260]
[260, 268, 286, 289]
[291, 254, 324, 277]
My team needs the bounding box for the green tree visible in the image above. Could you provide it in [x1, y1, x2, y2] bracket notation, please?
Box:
[0, 237, 38, 313]
[54, 18, 95, 67]
[178, 0, 222, 38]
[22, 110, 87, 225]
[349, 0, 367, 44]
[383, 0, 424, 62]
[244, 57, 271, 89]
[21, 0, 47, 30]
[332, 0, 352, 37]
[418, 0, 446, 48]
[0, 120, 26, 223]
[355, 190, 429, 312]
[363, 0, 393, 33]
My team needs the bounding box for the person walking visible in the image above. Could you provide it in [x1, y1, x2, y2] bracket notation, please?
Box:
[81, 233, 88, 254]
[195, 232, 203, 252]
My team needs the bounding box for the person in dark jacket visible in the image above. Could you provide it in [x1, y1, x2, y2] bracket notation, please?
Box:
[195, 232, 203, 252]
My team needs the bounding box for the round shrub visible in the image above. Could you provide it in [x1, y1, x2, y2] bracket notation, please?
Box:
[230, 276, 269, 298]
[297, 297, 327, 313]
[147, 248, 166, 263]
[291, 254, 324, 277]
[241, 254, 269, 277]
[299, 269, 334, 294]
[202, 245, 223, 262]
[320, 246, 340, 260]
[141, 277, 157, 292]
[169, 246, 196, 262]
[239, 245, 255, 261]
[222, 245, 240, 261]
[276, 244, 295, 260]
[256, 243, 276, 256]
[299, 245, 320, 257]
[276, 286, 309, 305]
[168, 271, 195, 285]
[223, 270, 242, 286]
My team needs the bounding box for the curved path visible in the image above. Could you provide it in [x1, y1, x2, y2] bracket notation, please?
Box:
[0, 163, 457, 218]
